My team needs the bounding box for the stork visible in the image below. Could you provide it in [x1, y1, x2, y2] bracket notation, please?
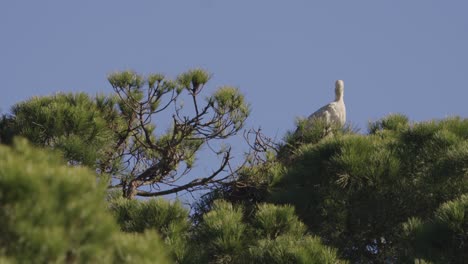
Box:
[307, 80, 346, 127]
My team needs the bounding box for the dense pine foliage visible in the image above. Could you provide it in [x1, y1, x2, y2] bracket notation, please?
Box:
[0, 69, 250, 199]
[0, 71, 467, 263]
[205, 114, 468, 263]
[0, 139, 170, 264]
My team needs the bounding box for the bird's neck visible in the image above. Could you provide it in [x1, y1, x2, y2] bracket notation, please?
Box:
[335, 93, 344, 102]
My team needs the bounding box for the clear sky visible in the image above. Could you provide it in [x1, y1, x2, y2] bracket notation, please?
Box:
[1, 1, 467, 200]
[2, 0, 468, 132]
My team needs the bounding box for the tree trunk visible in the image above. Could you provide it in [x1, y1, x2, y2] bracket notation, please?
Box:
[124, 180, 141, 199]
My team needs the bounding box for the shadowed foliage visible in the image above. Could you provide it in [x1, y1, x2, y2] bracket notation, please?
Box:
[0, 139, 170, 263]
[199, 114, 468, 263]
[0, 69, 251, 199]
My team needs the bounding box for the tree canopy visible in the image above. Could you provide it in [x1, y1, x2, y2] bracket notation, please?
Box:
[205, 114, 468, 263]
[0, 69, 250, 199]
[0, 139, 170, 264]
[0, 70, 467, 263]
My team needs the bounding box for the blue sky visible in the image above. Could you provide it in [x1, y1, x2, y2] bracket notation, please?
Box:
[2, 1, 467, 131]
[1, 1, 467, 200]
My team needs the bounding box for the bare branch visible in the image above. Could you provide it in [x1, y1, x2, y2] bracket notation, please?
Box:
[135, 150, 231, 197]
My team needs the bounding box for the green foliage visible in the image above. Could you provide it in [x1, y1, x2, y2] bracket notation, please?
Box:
[109, 198, 191, 263]
[253, 203, 306, 239]
[0, 115, 15, 145]
[288, 118, 334, 146]
[208, 114, 467, 262]
[0, 139, 170, 263]
[332, 134, 400, 190]
[194, 200, 247, 263]
[0, 93, 122, 168]
[177, 68, 211, 93]
[0, 69, 251, 199]
[209, 86, 251, 132]
[192, 200, 343, 264]
[402, 194, 468, 263]
[279, 117, 356, 163]
[113, 231, 171, 264]
[147, 73, 165, 88]
[249, 235, 343, 264]
[109, 197, 338, 264]
[193, 157, 285, 222]
[249, 204, 344, 263]
[368, 113, 409, 134]
[269, 115, 468, 262]
[110, 197, 189, 233]
[0, 138, 115, 263]
[3, 70, 466, 264]
[108, 70, 145, 90]
[0, 257, 14, 264]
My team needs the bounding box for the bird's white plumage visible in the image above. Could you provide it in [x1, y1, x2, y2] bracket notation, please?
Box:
[307, 80, 346, 127]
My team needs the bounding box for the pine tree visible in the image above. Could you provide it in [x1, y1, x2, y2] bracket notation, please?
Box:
[3, 70, 467, 263]
[0, 139, 170, 263]
[109, 197, 192, 263]
[402, 194, 468, 263]
[206, 114, 468, 262]
[0, 93, 122, 168]
[191, 200, 343, 264]
[0, 69, 251, 199]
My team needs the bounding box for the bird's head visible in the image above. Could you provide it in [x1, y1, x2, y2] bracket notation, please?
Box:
[335, 80, 344, 100]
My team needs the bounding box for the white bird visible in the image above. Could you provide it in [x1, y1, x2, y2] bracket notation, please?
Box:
[307, 80, 346, 127]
